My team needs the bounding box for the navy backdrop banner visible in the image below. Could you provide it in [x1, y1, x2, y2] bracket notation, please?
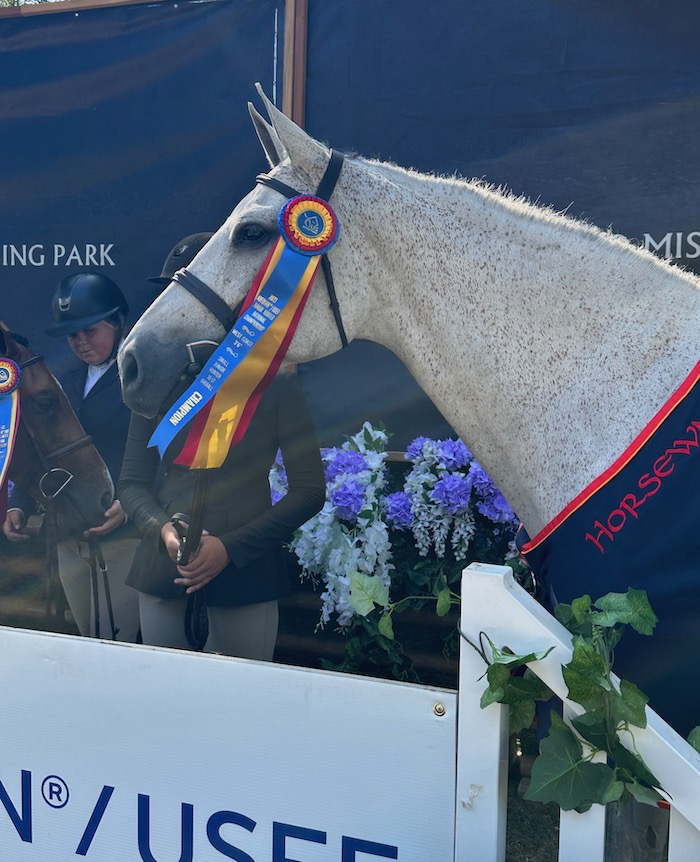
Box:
[2, 0, 279, 374]
[295, 0, 700, 447]
[5, 0, 700, 449]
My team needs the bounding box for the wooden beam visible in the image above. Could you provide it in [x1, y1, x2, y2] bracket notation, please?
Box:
[0, 0, 161, 18]
[282, 0, 308, 126]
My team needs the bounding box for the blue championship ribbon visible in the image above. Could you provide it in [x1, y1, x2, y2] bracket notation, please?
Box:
[148, 195, 339, 458]
[0, 358, 21, 492]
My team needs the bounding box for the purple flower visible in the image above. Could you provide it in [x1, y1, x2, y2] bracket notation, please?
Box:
[330, 479, 366, 522]
[324, 449, 368, 483]
[469, 460, 492, 493]
[406, 436, 430, 460]
[469, 460, 516, 523]
[477, 490, 516, 523]
[270, 487, 286, 505]
[385, 491, 413, 528]
[437, 438, 471, 470]
[430, 473, 473, 514]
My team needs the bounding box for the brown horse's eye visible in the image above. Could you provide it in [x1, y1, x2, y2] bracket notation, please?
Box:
[30, 391, 60, 415]
[235, 224, 273, 247]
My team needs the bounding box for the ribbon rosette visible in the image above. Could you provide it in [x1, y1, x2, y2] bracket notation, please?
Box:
[149, 195, 339, 468]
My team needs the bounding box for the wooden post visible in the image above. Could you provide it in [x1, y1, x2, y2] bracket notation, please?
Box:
[282, 0, 308, 126]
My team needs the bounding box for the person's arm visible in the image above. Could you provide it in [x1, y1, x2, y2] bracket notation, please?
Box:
[220, 373, 325, 569]
[116, 412, 170, 536]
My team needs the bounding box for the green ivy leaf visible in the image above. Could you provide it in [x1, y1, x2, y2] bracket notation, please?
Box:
[563, 638, 611, 710]
[555, 599, 592, 637]
[524, 726, 614, 810]
[486, 662, 512, 691]
[487, 640, 555, 668]
[480, 685, 505, 709]
[377, 612, 394, 641]
[609, 740, 662, 790]
[571, 595, 592, 624]
[503, 672, 553, 704]
[590, 588, 658, 636]
[348, 572, 390, 617]
[687, 726, 700, 754]
[570, 710, 609, 751]
[600, 778, 626, 805]
[509, 699, 536, 735]
[611, 678, 648, 729]
[436, 587, 452, 617]
[626, 780, 664, 807]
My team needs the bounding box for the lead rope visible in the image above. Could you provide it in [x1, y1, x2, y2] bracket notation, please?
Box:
[38, 470, 118, 641]
[171, 468, 210, 651]
[43, 496, 60, 624]
[87, 535, 117, 640]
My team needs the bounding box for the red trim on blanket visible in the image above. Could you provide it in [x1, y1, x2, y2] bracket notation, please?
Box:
[521, 358, 700, 553]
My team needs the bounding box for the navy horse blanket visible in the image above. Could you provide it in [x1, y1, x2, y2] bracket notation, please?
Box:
[518, 360, 700, 737]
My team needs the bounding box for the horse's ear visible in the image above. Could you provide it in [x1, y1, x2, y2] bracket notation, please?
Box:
[248, 103, 285, 167]
[254, 83, 328, 187]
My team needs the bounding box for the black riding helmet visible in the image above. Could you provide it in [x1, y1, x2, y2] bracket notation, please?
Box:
[46, 272, 129, 338]
[147, 232, 213, 285]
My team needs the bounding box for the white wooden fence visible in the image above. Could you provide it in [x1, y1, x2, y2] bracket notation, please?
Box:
[458, 562, 700, 862]
[0, 562, 698, 860]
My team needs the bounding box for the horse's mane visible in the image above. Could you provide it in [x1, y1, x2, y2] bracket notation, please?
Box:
[358, 153, 699, 286]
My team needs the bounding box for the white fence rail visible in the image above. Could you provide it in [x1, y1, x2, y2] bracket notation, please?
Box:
[457, 562, 700, 862]
[0, 563, 698, 860]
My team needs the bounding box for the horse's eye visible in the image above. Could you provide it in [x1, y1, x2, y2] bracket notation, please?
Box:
[31, 391, 59, 415]
[235, 224, 272, 247]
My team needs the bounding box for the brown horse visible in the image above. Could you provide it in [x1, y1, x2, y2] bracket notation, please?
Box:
[1, 322, 113, 537]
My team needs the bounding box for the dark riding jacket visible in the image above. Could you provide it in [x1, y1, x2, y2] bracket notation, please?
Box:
[117, 372, 325, 607]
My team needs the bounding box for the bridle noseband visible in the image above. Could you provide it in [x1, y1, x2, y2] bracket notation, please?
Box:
[171, 149, 349, 352]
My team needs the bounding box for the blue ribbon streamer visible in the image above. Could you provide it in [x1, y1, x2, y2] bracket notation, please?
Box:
[148, 243, 312, 457]
[0, 391, 19, 489]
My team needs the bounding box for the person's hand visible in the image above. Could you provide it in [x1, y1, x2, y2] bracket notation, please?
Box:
[174, 532, 230, 594]
[161, 521, 183, 563]
[85, 499, 128, 538]
[2, 509, 29, 543]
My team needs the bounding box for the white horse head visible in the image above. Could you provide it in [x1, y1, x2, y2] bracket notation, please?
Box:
[119, 85, 700, 537]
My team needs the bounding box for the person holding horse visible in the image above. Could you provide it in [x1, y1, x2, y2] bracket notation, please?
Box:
[3, 273, 141, 643]
[117, 233, 326, 659]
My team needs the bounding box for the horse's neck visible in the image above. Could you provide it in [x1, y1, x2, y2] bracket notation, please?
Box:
[355, 166, 700, 533]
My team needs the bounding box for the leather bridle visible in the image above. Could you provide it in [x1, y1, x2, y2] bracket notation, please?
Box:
[169, 148, 349, 350]
[13, 351, 117, 639]
[17, 353, 94, 500]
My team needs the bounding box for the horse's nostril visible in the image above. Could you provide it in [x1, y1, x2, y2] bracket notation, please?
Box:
[101, 491, 114, 511]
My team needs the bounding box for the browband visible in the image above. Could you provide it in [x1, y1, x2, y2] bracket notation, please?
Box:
[255, 148, 348, 348]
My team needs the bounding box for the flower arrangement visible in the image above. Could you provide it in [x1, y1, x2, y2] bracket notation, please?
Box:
[271, 423, 528, 680]
[288, 422, 393, 628]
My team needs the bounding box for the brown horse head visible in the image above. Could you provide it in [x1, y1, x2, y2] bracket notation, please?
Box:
[1, 322, 114, 537]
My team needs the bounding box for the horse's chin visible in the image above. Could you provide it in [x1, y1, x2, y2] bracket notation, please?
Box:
[122, 391, 158, 420]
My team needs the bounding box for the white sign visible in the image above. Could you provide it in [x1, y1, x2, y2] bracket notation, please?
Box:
[0, 628, 458, 861]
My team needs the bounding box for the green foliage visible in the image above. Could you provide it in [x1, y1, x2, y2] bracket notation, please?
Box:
[319, 611, 419, 682]
[481, 588, 669, 811]
[687, 726, 700, 754]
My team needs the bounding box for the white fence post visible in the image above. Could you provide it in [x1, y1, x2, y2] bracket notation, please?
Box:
[457, 562, 700, 862]
[454, 608, 509, 861]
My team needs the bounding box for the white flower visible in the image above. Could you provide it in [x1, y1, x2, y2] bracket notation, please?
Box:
[291, 423, 392, 628]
